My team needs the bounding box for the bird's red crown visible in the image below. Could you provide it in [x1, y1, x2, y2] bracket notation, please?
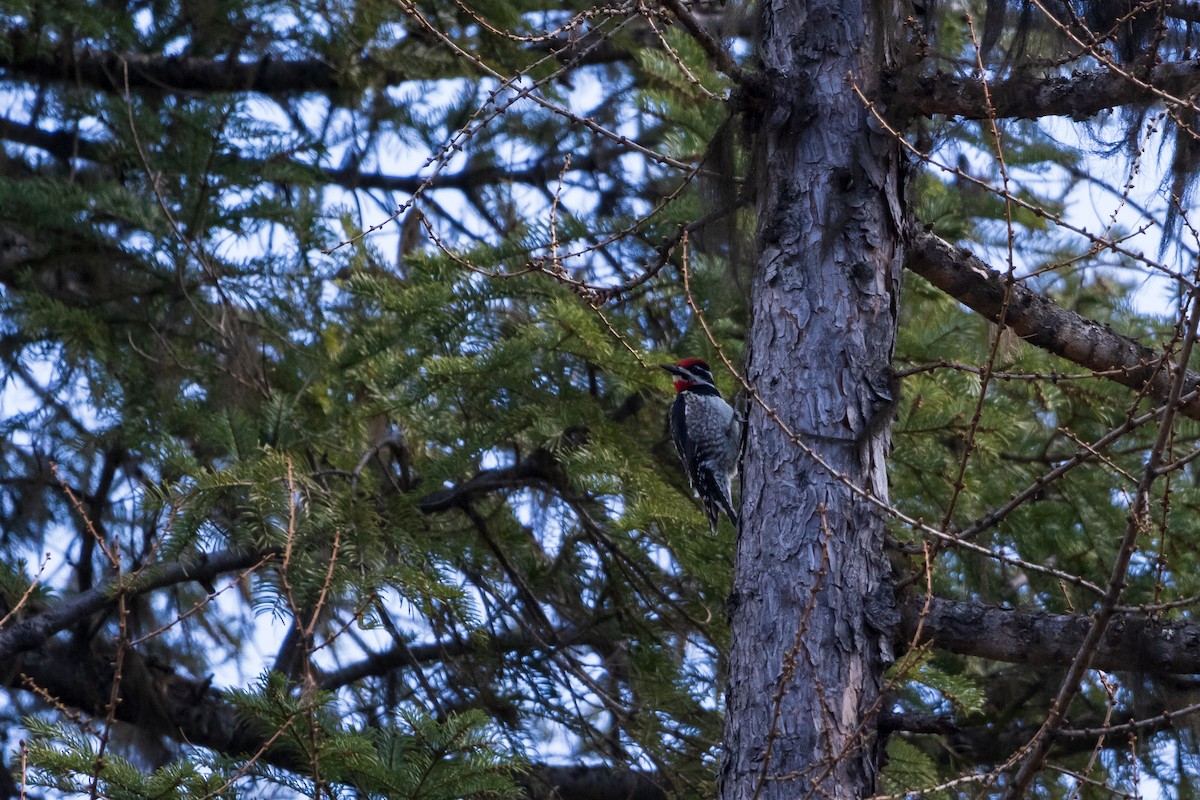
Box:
[667, 358, 710, 393]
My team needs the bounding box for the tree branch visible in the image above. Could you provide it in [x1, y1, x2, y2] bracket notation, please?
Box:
[0, 548, 273, 662]
[0, 119, 641, 196]
[417, 446, 567, 513]
[901, 594, 1200, 673]
[3, 11, 754, 98]
[0, 24, 637, 97]
[911, 58, 1200, 120]
[1169, 0, 1200, 24]
[905, 225, 1200, 419]
[660, 0, 751, 85]
[517, 766, 667, 800]
[1, 29, 432, 94]
[316, 624, 601, 691]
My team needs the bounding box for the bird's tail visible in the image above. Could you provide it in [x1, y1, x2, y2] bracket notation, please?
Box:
[704, 488, 739, 533]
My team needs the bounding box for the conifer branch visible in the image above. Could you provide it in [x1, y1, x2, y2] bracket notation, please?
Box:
[0, 23, 648, 96]
[13, 592, 1200, 798]
[0, 119, 643, 195]
[11, 639, 669, 799]
[315, 625, 602, 691]
[0, 548, 274, 662]
[2, 31, 373, 94]
[660, 0, 752, 85]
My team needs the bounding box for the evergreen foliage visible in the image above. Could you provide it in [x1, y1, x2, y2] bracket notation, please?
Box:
[3, 0, 1200, 797]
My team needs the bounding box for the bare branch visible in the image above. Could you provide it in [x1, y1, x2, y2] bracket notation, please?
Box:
[906, 224, 1200, 418]
[902, 595, 1200, 674]
[911, 58, 1200, 120]
[416, 447, 562, 513]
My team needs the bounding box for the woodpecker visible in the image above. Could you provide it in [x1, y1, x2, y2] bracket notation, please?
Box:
[662, 358, 741, 532]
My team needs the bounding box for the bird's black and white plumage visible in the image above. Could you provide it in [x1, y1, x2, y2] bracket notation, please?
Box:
[662, 358, 741, 532]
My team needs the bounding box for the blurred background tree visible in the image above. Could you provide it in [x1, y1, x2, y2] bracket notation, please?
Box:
[3, 0, 1200, 798]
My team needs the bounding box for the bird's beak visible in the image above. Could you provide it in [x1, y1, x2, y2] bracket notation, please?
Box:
[661, 363, 687, 377]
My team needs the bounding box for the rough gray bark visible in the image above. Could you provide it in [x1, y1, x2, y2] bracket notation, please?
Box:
[722, 2, 904, 798]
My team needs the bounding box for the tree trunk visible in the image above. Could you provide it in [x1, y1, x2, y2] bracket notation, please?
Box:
[721, 2, 903, 798]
